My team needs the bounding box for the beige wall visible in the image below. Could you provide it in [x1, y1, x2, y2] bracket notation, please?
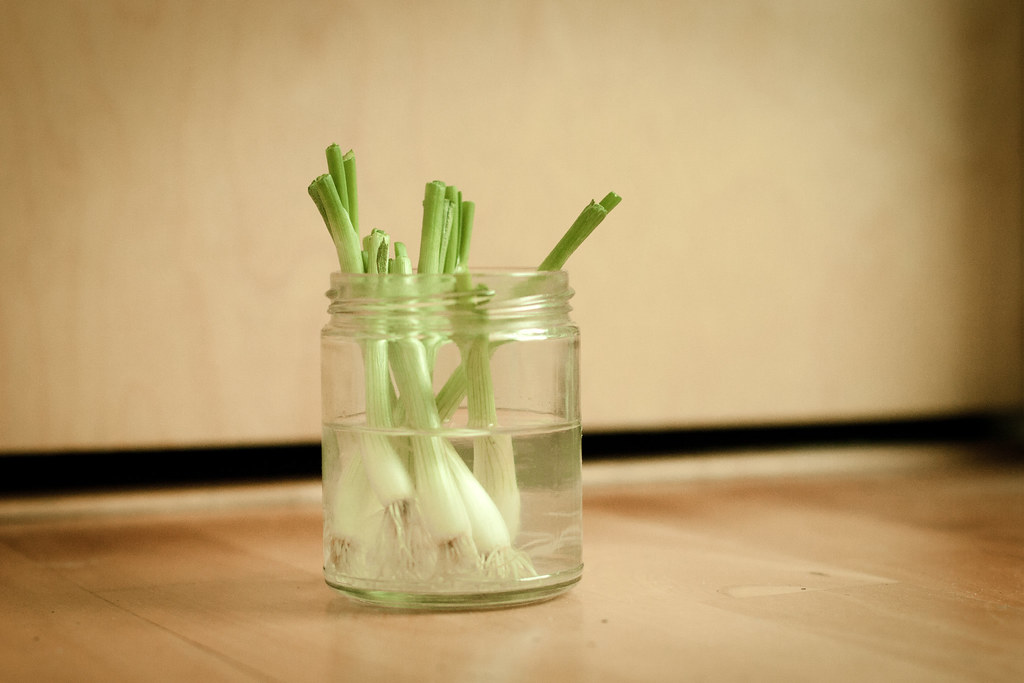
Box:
[1, 0, 1020, 452]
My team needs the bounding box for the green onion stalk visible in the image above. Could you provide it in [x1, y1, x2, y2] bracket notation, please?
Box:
[312, 145, 620, 584]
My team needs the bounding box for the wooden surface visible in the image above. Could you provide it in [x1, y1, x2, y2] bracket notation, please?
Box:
[1, 444, 1022, 681]
[1, 1, 1021, 451]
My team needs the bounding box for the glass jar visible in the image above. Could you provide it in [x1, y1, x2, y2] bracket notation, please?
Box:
[320, 269, 582, 609]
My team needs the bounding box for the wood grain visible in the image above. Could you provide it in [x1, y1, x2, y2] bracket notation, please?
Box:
[0, 1, 1020, 451]
[1, 445, 1021, 681]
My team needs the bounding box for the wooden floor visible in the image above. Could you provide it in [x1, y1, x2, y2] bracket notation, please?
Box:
[1, 444, 1022, 681]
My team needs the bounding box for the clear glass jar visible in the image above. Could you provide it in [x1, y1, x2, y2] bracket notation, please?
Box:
[320, 269, 582, 609]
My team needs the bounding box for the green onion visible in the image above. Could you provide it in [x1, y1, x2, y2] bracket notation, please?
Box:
[311, 145, 620, 585]
[367, 229, 389, 275]
[307, 184, 329, 227]
[433, 191, 621, 418]
[464, 335, 521, 538]
[324, 429, 382, 575]
[442, 186, 461, 274]
[437, 199, 455, 275]
[326, 144, 350, 214]
[390, 338, 478, 571]
[456, 201, 474, 274]
[311, 174, 363, 274]
[538, 192, 622, 271]
[393, 242, 412, 275]
[342, 149, 359, 233]
[418, 181, 447, 274]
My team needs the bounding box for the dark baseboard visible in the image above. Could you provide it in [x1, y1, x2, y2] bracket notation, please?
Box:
[582, 413, 1016, 457]
[0, 413, 1017, 496]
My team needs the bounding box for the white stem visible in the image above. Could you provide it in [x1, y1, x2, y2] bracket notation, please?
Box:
[410, 436, 473, 544]
[361, 340, 414, 507]
[473, 433, 520, 539]
[463, 336, 522, 538]
[445, 439, 535, 580]
[330, 446, 383, 541]
[324, 429, 382, 576]
[443, 440, 511, 554]
[391, 337, 480, 571]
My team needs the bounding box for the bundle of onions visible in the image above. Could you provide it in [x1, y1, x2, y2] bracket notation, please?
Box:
[311, 144, 620, 584]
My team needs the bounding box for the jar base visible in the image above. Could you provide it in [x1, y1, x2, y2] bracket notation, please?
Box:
[325, 566, 582, 611]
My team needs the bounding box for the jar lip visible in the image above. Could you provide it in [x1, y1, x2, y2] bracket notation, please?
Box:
[325, 268, 574, 315]
[329, 267, 565, 278]
[328, 267, 569, 289]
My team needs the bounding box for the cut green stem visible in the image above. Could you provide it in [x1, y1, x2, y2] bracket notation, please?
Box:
[456, 201, 474, 273]
[343, 150, 359, 233]
[326, 144, 350, 213]
[418, 181, 447, 274]
[443, 186, 462, 274]
[538, 192, 622, 271]
[312, 174, 363, 274]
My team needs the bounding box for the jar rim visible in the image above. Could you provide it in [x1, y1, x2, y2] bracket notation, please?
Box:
[327, 268, 570, 296]
[325, 268, 574, 325]
[328, 267, 567, 280]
